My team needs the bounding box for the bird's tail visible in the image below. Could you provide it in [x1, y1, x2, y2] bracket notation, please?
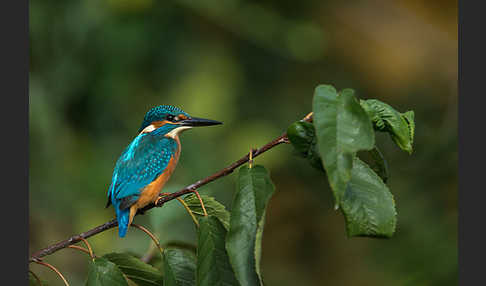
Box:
[116, 207, 130, 238]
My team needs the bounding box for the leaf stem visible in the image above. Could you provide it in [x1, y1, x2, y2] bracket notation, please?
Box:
[302, 112, 314, 122]
[67, 245, 91, 256]
[140, 243, 155, 263]
[32, 260, 70, 286]
[79, 237, 95, 260]
[248, 148, 254, 168]
[158, 191, 200, 227]
[176, 197, 200, 227]
[192, 190, 208, 216]
[131, 224, 164, 256]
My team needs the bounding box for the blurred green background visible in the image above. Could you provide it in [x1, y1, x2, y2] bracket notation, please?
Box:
[29, 0, 457, 285]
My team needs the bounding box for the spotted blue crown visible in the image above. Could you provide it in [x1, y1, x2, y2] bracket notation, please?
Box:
[138, 105, 189, 132]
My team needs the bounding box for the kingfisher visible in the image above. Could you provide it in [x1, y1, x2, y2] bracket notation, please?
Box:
[106, 105, 222, 237]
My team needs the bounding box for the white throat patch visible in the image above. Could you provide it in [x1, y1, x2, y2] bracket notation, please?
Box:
[139, 124, 193, 138]
[165, 126, 193, 138]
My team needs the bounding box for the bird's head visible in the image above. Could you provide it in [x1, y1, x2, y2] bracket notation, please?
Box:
[138, 105, 222, 138]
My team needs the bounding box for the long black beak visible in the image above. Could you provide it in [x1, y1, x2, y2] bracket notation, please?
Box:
[181, 117, 223, 127]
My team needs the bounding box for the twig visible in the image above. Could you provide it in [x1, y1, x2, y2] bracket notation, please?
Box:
[176, 197, 200, 227]
[140, 243, 155, 263]
[79, 237, 95, 260]
[67, 245, 91, 257]
[157, 192, 200, 227]
[29, 270, 43, 286]
[131, 224, 164, 256]
[29, 114, 313, 262]
[32, 260, 70, 286]
[30, 219, 118, 262]
[192, 190, 207, 217]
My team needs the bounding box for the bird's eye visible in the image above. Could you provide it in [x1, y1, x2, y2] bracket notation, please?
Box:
[166, 115, 175, 121]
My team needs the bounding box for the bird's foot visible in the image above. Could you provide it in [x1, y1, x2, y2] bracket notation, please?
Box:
[154, 192, 171, 206]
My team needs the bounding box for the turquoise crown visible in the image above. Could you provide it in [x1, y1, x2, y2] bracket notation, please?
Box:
[138, 105, 189, 132]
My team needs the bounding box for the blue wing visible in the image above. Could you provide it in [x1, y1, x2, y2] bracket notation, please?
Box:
[107, 133, 178, 210]
[107, 133, 178, 237]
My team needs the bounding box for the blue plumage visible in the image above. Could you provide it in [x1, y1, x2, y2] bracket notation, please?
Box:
[106, 105, 222, 237]
[139, 105, 189, 133]
[107, 126, 179, 237]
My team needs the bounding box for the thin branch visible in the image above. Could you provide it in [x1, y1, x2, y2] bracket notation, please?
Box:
[192, 190, 208, 217]
[79, 237, 95, 260]
[29, 113, 313, 262]
[29, 270, 43, 286]
[157, 192, 200, 226]
[67, 245, 91, 257]
[32, 260, 70, 286]
[140, 243, 156, 263]
[29, 219, 118, 262]
[176, 197, 200, 227]
[131, 224, 164, 256]
[139, 132, 291, 213]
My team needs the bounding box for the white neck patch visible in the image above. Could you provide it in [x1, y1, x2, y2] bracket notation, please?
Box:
[165, 126, 193, 138]
[139, 124, 193, 138]
[139, 124, 156, 135]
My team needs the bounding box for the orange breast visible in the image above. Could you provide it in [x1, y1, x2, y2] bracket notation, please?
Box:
[128, 136, 181, 225]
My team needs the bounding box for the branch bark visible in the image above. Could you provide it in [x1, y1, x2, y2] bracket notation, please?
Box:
[29, 113, 312, 262]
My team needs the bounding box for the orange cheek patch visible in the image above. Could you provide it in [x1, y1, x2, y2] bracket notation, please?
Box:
[152, 120, 170, 128]
[176, 114, 188, 121]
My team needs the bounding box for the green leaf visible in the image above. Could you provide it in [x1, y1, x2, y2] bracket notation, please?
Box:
[363, 146, 389, 183]
[253, 209, 267, 282]
[197, 216, 239, 286]
[103, 253, 164, 286]
[340, 158, 397, 238]
[226, 165, 275, 286]
[360, 99, 415, 154]
[402, 110, 415, 145]
[85, 257, 129, 286]
[313, 85, 375, 207]
[184, 193, 231, 230]
[126, 279, 139, 286]
[163, 247, 196, 286]
[286, 121, 324, 171]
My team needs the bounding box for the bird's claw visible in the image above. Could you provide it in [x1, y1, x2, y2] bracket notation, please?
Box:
[155, 192, 171, 206]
